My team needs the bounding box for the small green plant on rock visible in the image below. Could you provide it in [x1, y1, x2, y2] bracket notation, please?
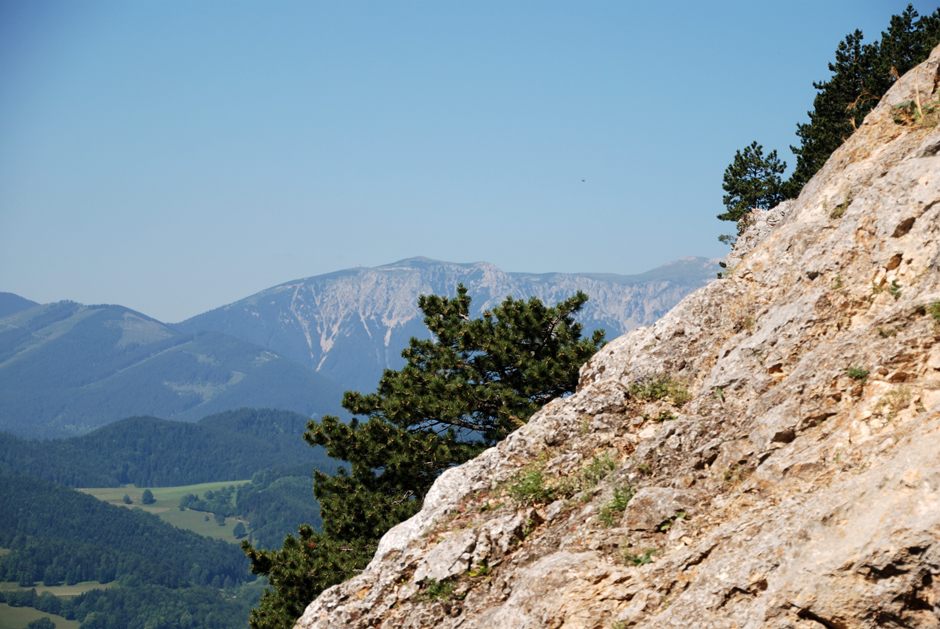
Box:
[874, 387, 912, 421]
[829, 188, 852, 219]
[659, 511, 686, 532]
[889, 280, 902, 300]
[929, 301, 940, 323]
[598, 484, 637, 527]
[628, 373, 691, 407]
[415, 578, 458, 603]
[845, 365, 870, 380]
[507, 461, 555, 506]
[623, 548, 658, 566]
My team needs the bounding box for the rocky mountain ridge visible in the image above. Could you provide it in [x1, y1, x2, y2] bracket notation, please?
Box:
[295, 46, 940, 628]
[176, 257, 720, 394]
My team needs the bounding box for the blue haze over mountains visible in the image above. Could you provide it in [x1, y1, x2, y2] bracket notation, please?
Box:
[0, 257, 718, 438]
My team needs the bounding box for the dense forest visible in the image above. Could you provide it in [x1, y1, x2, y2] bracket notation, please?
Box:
[0, 408, 341, 487]
[0, 476, 250, 587]
[0, 584, 256, 629]
[0, 475, 265, 628]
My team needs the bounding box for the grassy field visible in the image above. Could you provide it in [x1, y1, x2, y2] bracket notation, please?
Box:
[0, 581, 113, 597]
[80, 480, 250, 543]
[0, 603, 80, 629]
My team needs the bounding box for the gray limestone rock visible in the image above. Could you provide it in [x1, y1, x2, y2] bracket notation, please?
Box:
[621, 487, 702, 531]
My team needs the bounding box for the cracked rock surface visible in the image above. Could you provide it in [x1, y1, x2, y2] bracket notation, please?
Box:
[296, 47, 940, 629]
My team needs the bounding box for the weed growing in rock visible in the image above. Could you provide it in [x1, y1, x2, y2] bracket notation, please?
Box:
[743, 315, 755, 332]
[875, 387, 912, 421]
[623, 548, 658, 566]
[829, 188, 852, 219]
[598, 484, 637, 527]
[877, 326, 898, 338]
[415, 578, 458, 603]
[628, 373, 691, 407]
[889, 280, 902, 300]
[832, 274, 844, 291]
[467, 562, 490, 578]
[642, 410, 677, 423]
[636, 462, 652, 476]
[929, 301, 940, 323]
[845, 365, 870, 380]
[659, 511, 686, 532]
[721, 466, 754, 488]
[892, 71, 940, 128]
[507, 462, 555, 506]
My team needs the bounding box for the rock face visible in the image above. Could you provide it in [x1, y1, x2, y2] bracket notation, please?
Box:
[175, 256, 720, 394]
[295, 48, 940, 629]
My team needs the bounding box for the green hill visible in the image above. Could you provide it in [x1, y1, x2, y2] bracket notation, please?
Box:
[0, 302, 346, 438]
[0, 292, 38, 319]
[0, 408, 340, 488]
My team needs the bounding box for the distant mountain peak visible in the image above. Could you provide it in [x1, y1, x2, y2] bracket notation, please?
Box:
[177, 257, 720, 394]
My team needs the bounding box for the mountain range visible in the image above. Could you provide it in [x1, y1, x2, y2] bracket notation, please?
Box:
[1, 256, 718, 437]
[176, 256, 720, 394]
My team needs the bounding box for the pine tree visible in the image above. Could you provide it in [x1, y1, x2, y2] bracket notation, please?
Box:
[784, 6, 940, 197]
[242, 285, 605, 629]
[718, 141, 786, 242]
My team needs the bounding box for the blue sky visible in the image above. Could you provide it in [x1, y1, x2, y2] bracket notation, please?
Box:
[1, 1, 936, 322]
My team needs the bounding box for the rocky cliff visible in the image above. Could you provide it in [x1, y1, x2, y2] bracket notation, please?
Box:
[176, 257, 719, 394]
[295, 47, 940, 629]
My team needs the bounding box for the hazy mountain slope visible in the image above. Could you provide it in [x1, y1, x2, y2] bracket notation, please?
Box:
[0, 292, 38, 318]
[176, 256, 719, 394]
[0, 303, 345, 438]
[0, 408, 339, 487]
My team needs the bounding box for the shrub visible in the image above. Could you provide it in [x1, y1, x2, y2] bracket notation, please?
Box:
[598, 484, 636, 528]
[845, 365, 869, 380]
[507, 462, 555, 506]
[628, 374, 691, 407]
[416, 578, 458, 602]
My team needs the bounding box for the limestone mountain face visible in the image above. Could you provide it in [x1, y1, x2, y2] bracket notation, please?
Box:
[295, 47, 940, 629]
[175, 257, 719, 394]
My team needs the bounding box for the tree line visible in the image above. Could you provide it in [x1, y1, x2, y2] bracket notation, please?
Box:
[0, 408, 340, 488]
[718, 5, 940, 243]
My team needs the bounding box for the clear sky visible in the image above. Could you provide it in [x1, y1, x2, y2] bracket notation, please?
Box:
[1, 1, 935, 323]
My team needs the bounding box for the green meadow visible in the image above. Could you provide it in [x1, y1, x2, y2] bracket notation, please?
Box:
[0, 581, 113, 597]
[0, 603, 80, 629]
[80, 480, 250, 543]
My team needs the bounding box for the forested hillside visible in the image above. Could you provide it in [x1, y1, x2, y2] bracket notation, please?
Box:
[0, 408, 340, 488]
[0, 302, 346, 438]
[0, 475, 259, 628]
[0, 292, 38, 318]
[0, 475, 250, 586]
